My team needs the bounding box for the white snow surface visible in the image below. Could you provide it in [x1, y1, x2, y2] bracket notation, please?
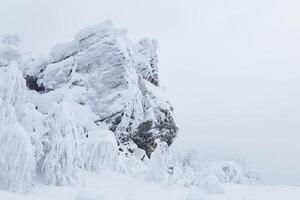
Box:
[0, 171, 299, 200]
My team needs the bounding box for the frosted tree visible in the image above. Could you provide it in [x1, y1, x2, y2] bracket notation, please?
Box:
[0, 123, 36, 193]
[165, 149, 185, 186]
[0, 34, 22, 67]
[0, 63, 26, 117]
[0, 100, 17, 128]
[21, 103, 48, 169]
[81, 129, 118, 172]
[145, 140, 170, 183]
[42, 102, 84, 186]
[0, 62, 35, 193]
[204, 161, 261, 185]
[1, 34, 22, 47]
[115, 145, 147, 177]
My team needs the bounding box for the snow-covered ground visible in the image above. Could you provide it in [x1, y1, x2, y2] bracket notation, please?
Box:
[1, 172, 299, 200]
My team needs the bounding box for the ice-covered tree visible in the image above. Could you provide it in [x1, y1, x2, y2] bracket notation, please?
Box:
[42, 102, 84, 185]
[81, 129, 118, 172]
[0, 100, 17, 128]
[21, 103, 48, 168]
[0, 62, 35, 193]
[1, 34, 22, 47]
[0, 34, 22, 67]
[0, 123, 35, 193]
[145, 140, 170, 183]
[0, 63, 26, 117]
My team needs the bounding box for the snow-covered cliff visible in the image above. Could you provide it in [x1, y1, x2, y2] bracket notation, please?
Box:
[0, 21, 259, 194]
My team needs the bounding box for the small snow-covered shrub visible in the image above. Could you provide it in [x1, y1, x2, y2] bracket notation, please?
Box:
[0, 124, 35, 193]
[81, 130, 118, 172]
[142, 146, 261, 194]
[244, 170, 261, 184]
[200, 161, 261, 185]
[196, 170, 225, 194]
[116, 151, 147, 177]
[145, 141, 170, 183]
[42, 102, 84, 185]
[209, 161, 244, 184]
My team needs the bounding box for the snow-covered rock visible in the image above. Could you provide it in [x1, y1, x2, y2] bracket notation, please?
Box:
[136, 38, 159, 86]
[42, 57, 74, 90]
[27, 20, 178, 157]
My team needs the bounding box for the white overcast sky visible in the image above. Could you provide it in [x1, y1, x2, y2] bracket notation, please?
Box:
[1, 0, 300, 185]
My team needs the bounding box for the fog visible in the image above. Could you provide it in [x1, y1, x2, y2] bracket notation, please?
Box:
[1, 0, 299, 185]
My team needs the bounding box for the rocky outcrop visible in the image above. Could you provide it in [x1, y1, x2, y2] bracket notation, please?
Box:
[26, 20, 178, 157]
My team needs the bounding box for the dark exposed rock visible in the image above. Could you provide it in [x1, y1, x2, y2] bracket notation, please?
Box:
[25, 75, 45, 92]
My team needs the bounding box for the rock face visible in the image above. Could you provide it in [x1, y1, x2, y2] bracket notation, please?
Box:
[28, 20, 178, 157]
